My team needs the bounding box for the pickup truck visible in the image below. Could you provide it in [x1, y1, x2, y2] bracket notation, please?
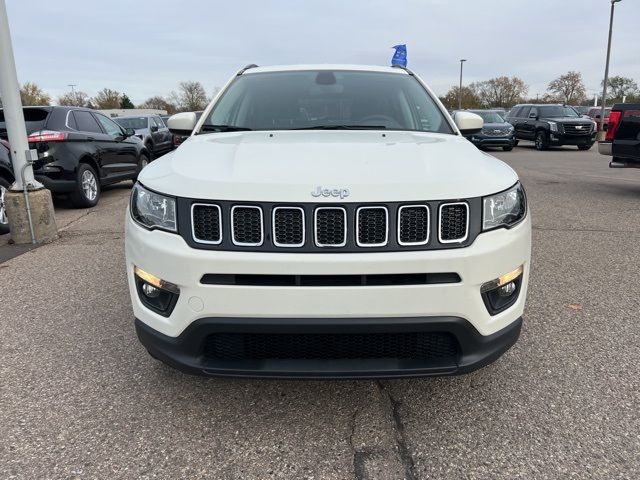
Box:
[598, 103, 640, 168]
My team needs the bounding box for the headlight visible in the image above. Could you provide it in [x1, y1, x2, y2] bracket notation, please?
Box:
[508, 126, 514, 132]
[130, 183, 177, 232]
[547, 121, 558, 132]
[482, 182, 526, 231]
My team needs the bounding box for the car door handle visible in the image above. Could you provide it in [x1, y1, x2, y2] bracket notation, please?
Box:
[87, 136, 95, 142]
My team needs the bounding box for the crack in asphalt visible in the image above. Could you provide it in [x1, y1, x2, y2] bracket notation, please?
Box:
[376, 381, 417, 480]
[347, 406, 370, 480]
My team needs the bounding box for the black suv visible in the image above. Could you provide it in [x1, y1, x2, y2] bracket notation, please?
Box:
[506, 104, 596, 151]
[0, 106, 150, 208]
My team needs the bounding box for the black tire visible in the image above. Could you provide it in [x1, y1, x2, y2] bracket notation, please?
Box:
[514, 140, 519, 146]
[535, 130, 549, 151]
[145, 142, 155, 160]
[578, 143, 593, 151]
[0, 176, 11, 235]
[502, 146, 514, 151]
[133, 153, 150, 182]
[70, 163, 100, 208]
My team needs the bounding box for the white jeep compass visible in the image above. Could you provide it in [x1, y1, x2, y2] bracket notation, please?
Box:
[125, 64, 531, 378]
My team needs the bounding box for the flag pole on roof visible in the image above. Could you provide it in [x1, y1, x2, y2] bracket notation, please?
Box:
[391, 45, 408, 67]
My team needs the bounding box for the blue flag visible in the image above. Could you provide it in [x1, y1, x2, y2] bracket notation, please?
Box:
[391, 44, 407, 67]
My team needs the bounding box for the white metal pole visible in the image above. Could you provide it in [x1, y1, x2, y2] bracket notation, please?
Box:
[0, 0, 36, 190]
[600, 0, 621, 133]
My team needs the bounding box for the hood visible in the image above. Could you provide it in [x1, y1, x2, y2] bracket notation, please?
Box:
[482, 122, 512, 128]
[545, 117, 592, 123]
[139, 131, 518, 202]
[134, 128, 150, 135]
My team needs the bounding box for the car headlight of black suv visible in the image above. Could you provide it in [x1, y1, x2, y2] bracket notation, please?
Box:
[131, 183, 177, 232]
[482, 182, 526, 231]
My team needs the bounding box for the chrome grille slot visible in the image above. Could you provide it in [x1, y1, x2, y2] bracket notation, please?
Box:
[191, 204, 222, 244]
[231, 206, 263, 246]
[398, 205, 430, 246]
[273, 207, 305, 247]
[315, 207, 347, 247]
[439, 202, 468, 243]
[563, 123, 592, 135]
[356, 206, 388, 247]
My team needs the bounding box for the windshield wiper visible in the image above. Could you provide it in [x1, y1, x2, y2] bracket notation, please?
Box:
[200, 124, 253, 132]
[293, 125, 387, 130]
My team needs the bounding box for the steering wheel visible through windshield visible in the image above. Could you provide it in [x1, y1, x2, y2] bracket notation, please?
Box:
[201, 70, 453, 134]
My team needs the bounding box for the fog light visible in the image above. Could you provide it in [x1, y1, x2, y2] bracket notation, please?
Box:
[481, 266, 524, 315]
[134, 266, 180, 317]
[498, 281, 516, 297]
[142, 282, 160, 298]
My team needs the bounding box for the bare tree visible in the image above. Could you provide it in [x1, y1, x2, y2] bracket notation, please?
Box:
[57, 90, 90, 107]
[173, 81, 209, 112]
[20, 82, 51, 106]
[473, 76, 528, 108]
[547, 71, 586, 104]
[92, 88, 122, 109]
[602, 76, 638, 101]
[439, 86, 482, 110]
[139, 95, 178, 114]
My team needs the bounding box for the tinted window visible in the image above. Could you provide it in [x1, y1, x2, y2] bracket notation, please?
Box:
[0, 108, 50, 135]
[204, 70, 453, 134]
[95, 114, 124, 137]
[519, 107, 531, 118]
[73, 111, 103, 134]
[538, 106, 579, 118]
[114, 117, 148, 130]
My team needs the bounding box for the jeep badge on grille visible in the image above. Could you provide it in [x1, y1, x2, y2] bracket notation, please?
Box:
[311, 186, 350, 199]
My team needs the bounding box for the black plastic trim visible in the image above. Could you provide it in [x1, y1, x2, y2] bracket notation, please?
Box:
[135, 316, 523, 378]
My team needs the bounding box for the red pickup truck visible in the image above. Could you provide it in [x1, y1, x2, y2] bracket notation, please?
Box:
[598, 104, 640, 168]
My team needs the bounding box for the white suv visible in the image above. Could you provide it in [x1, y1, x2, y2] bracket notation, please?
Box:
[125, 64, 531, 378]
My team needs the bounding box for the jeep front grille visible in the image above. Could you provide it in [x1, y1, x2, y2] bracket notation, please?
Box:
[398, 205, 430, 245]
[356, 207, 388, 247]
[192, 204, 222, 244]
[232, 206, 263, 246]
[185, 198, 477, 252]
[315, 207, 347, 247]
[273, 207, 305, 247]
[439, 203, 469, 243]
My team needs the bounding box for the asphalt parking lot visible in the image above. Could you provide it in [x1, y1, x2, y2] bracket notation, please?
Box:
[1, 143, 639, 480]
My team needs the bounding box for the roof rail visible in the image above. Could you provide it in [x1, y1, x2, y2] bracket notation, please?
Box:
[237, 64, 259, 75]
[390, 64, 415, 76]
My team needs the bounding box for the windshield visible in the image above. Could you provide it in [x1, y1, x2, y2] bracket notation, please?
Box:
[114, 117, 148, 130]
[538, 106, 579, 118]
[471, 111, 505, 123]
[203, 70, 453, 134]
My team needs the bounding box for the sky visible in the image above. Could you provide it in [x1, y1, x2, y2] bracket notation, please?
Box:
[6, 0, 640, 105]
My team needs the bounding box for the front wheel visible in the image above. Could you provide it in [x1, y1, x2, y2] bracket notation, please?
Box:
[133, 153, 150, 182]
[70, 164, 100, 208]
[578, 144, 593, 151]
[0, 177, 11, 235]
[502, 146, 514, 152]
[535, 131, 549, 151]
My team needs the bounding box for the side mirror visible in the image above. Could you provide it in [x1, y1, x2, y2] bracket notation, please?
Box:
[453, 111, 483, 136]
[167, 112, 197, 136]
[124, 128, 135, 137]
[150, 125, 159, 133]
[528, 113, 537, 119]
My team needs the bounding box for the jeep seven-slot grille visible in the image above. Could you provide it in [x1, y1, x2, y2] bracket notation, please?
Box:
[439, 203, 468, 242]
[232, 206, 263, 245]
[187, 200, 473, 251]
[315, 208, 347, 246]
[204, 331, 460, 361]
[273, 207, 304, 246]
[399, 206, 429, 245]
[357, 207, 387, 246]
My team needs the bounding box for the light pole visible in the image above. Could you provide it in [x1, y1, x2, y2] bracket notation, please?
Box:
[599, 0, 622, 135]
[458, 59, 466, 110]
[68, 83, 76, 93]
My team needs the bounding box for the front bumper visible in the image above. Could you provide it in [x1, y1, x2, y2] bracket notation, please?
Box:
[126, 211, 531, 377]
[549, 132, 596, 146]
[136, 315, 522, 378]
[470, 135, 515, 148]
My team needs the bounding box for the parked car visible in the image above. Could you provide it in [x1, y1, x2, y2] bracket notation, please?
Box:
[128, 64, 531, 378]
[0, 106, 150, 208]
[506, 104, 596, 150]
[0, 139, 12, 234]
[598, 103, 640, 168]
[172, 111, 203, 147]
[586, 107, 612, 131]
[460, 109, 515, 151]
[114, 115, 173, 158]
